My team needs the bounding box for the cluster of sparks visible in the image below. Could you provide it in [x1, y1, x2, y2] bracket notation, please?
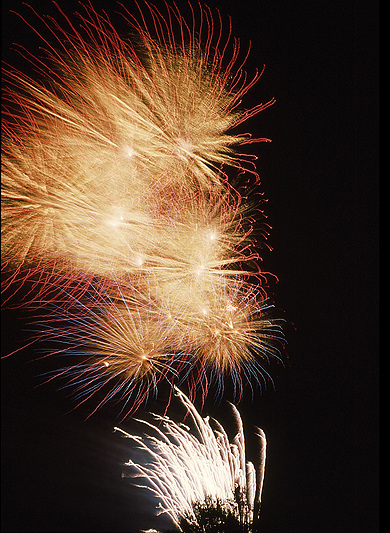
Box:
[1, 2, 284, 530]
[115, 388, 266, 530]
[2, 1, 283, 418]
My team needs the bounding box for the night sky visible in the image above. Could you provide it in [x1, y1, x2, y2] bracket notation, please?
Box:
[1, 1, 378, 532]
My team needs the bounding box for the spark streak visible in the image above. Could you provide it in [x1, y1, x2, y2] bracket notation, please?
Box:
[114, 388, 266, 530]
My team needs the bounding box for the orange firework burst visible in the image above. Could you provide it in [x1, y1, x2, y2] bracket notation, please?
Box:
[32, 285, 184, 419]
[2, 0, 274, 277]
[2, 1, 282, 414]
[27, 274, 282, 416]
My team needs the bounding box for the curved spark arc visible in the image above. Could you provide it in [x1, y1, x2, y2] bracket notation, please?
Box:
[114, 388, 266, 529]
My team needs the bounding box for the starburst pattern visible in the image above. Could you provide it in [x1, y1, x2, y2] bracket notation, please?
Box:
[2, 1, 283, 413]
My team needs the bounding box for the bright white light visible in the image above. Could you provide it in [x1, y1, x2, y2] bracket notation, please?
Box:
[114, 387, 266, 529]
[208, 230, 217, 242]
[133, 254, 144, 266]
[195, 264, 204, 276]
[122, 145, 135, 158]
[177, 138, 193, 158]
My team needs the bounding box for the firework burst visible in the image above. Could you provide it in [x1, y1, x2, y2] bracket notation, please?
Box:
[2, 0, 274, 277]
[28, 274, 282, 417]
[26, 280, 179, 418]
[2, 1, 283, 412]
[115, 388, 266, 531]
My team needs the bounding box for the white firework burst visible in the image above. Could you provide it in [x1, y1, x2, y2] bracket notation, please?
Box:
[114, 388, 266, 530]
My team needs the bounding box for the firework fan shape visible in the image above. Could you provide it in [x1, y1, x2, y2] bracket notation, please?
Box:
[2, 1, 283, 413]
[115, 388, 266, 531]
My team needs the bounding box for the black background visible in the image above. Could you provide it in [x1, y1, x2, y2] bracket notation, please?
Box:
[1, 0, 379, 532]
